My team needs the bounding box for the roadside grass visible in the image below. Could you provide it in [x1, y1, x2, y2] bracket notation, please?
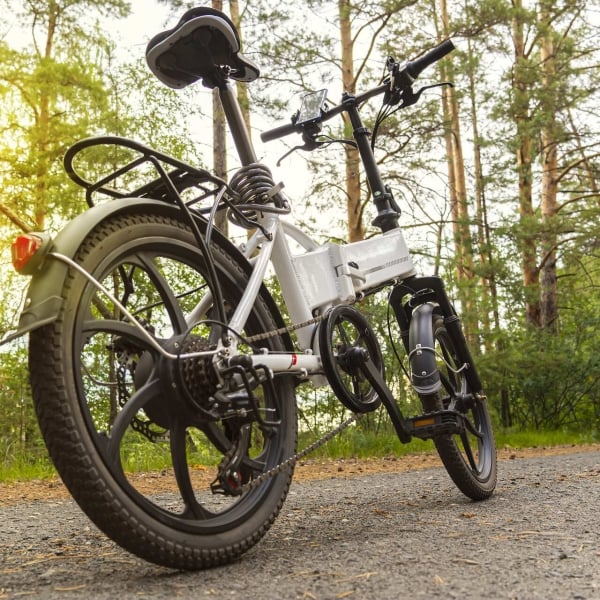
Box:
[494, 428, 597, 450]
[0, 453, 56, 483]
[303, 426, 597, 460]
[1, 427, 596, 483]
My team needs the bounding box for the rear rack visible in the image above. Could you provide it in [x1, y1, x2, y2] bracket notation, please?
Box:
[63, 136, 227, 210]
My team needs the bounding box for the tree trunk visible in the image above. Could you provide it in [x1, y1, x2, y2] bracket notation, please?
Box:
[539, 1, 559, 333]
[465, 32, 495, 347]
[33, 2, 62, 231]
[512, 0, 540, 328]
[229, 1, 252, 134]
[230, 0, 256, 240]
[463, 14, 510, 425]
[339, 0, 364, 242]
[437, 0, 477, 339]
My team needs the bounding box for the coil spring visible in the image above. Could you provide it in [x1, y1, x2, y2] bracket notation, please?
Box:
[228, 162, 286, 228]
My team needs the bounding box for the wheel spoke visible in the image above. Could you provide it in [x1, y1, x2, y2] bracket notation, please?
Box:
[336, 321, 352, 347]
[106, 378, 161, 466]
[239, 455, 267, 481]
[170, 419, 210, 519]
[463, 413, 485, 440]
[439, 371, 455, 397]
[81, 318, 161, 353]
[460, 430, 479, 472]
[133, 252, 189, 334]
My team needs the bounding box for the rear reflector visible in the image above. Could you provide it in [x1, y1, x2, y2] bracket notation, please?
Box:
[11, 234, 45, 273]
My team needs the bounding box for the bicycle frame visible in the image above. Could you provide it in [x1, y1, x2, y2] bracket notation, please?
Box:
[221, 213, 416, 377]
[180, 82, 415, 377]
[2, 78, 480, 400]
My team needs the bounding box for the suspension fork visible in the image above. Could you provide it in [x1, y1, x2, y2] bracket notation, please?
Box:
[389, 275, 483, 395]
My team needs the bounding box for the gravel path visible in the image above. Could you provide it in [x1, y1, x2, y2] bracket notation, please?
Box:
[1, 450, 598, 599]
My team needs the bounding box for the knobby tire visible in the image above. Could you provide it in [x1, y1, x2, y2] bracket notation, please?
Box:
[417, 313, 497, 500]
[29, 210, 297, 570]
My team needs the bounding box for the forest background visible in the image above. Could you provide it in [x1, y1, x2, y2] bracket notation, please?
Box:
[0, 0, 599, 475]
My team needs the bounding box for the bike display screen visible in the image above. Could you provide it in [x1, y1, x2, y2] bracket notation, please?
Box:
[296, 89, 327, 125]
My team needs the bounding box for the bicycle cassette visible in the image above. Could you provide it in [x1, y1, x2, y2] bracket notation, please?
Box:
[318, 305, 384, 413]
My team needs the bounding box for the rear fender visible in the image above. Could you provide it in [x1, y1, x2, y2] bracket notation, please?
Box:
[8, 199, 181, 340]
[4, 199, 291, 350]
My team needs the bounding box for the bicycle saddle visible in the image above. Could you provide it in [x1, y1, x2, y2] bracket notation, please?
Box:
[146, 7, 260, 89]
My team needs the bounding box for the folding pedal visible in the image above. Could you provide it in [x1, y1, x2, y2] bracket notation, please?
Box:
[407, 410, 465, 439]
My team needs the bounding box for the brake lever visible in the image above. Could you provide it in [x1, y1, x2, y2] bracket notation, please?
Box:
[276, 143, 315, 166]
[398, 81, 454, 108]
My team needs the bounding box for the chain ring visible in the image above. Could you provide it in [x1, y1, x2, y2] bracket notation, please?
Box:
[319, 305, 384, 413]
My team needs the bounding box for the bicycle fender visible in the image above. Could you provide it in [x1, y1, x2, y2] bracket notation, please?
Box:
[408, 302, 441, 395]
[5, 199, 291, 349]
[4, 199, 178, 341]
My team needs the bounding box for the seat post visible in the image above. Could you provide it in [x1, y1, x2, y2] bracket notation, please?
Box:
[218, 82, 257, 166]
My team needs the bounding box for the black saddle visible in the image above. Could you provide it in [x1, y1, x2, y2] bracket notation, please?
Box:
[146, 7, 260, 89]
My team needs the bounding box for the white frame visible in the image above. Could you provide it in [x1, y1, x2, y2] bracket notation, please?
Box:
[215, 208, 416, 379]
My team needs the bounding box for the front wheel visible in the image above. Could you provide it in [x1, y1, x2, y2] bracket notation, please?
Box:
[418, 313, 497, 500]
[29, 210, 297, 569]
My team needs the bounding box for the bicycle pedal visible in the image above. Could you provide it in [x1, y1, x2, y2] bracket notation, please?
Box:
[407, 410, 464, 439]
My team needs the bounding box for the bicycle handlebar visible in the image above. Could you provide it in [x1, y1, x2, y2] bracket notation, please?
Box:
[260, 121, 300, 143]
[260, 39, 454, 143]
[405, 39, 455, 79]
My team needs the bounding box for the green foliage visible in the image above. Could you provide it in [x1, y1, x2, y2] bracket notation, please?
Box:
[1, 0, 599, 478]
[0, 339, 49, 480]
[477, 317, 600, 432]
[299, 425, 435, 460]
[495, 427, 598, 449]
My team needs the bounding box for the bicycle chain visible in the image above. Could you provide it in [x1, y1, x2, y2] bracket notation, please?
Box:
[239, 412, 364, 494]
[244, 314, 323, 344]
[225, 312, 363, 494]
[238, 313, 341, 493]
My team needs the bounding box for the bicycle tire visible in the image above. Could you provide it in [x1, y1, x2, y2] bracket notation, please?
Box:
[29, 209, 297, 569]
[416, 313, 497, 500]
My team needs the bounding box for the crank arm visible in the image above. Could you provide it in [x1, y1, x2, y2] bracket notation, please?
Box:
[345, 347, 412, 443]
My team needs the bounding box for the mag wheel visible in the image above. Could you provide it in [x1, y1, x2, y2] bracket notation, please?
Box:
[29, 210, 297, 569]
[419, 314, 497, 500]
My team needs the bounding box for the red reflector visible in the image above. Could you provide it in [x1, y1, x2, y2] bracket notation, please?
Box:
[11, 234, 43, 272]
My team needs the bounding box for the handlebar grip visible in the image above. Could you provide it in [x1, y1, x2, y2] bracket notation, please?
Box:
[406, 39, 455, 79]
[260, 121, 299, 143]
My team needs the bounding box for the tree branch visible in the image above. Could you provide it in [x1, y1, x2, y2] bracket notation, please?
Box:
[0, 202, 33, 233]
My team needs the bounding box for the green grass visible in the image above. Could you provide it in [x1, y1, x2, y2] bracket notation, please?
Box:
[300, 426, 598, 461]
[494, 428, 597, 449]
[0, 453, 56, 482]
[299, 428, 436, 460]
[1, 427, 596, 483]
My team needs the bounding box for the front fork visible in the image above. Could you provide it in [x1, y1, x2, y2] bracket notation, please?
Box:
[389, 275, 484, 397]
[343, 275, 483, 444]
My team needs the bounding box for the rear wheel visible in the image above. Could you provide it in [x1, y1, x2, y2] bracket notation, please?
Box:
[419, 314, 497, 500]
[29, 210, 297, 569]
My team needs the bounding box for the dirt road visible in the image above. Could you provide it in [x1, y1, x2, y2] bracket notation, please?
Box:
[1, 448, 599, 599]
